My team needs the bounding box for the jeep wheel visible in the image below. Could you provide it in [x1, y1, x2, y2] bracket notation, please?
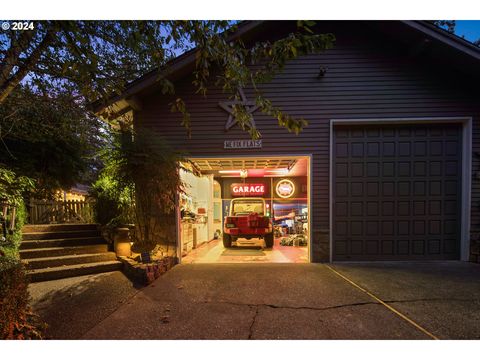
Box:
[223, 233, 232, 248]
[264, 233, 274, 248]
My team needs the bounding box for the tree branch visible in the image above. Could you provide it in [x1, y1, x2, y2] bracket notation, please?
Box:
[0, 27, 56, 104]
[0, 30, 36, 85]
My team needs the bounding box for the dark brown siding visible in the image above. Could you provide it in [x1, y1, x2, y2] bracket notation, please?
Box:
[135, 22, 480, 262]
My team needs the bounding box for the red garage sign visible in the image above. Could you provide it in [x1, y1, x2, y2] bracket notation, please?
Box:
[231, 183, 265, 197]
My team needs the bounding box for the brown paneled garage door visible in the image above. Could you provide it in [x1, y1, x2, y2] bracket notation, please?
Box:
[333, 123, 462, 261]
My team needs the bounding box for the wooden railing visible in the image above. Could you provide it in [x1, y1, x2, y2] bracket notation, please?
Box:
[28, 199, 94, 224]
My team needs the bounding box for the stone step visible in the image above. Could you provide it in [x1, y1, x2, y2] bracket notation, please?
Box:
[22, 223, 99, 233]
[27, 261, 123, 282]
[20, 237, 106, 250]
[22, 230, 101, 240]
[20, 244, 109, 259]
[23, 252, 118, 270]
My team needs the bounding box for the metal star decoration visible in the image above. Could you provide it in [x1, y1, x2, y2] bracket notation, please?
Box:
[218, 88, 259, 131]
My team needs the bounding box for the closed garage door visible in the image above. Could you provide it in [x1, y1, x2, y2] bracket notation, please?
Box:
[333, 123, 462, 261]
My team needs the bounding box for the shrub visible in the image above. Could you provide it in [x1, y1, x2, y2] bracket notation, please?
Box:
[106, 129, 195, 254]
[0, 257, 45, 339]
[0, 167, 44, 339]
[1, 186, 28, 260]
[0, 166, 32, 254]
[90, 173, 134, 227]
[2, 201, 27, 254]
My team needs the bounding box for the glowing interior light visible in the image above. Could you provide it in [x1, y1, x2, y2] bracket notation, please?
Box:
[218, 170, 241, 174]
[266, 168, 289, 175]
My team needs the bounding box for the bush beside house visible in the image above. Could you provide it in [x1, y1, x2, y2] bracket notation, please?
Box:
[89, 128, 196, 284]
[0, 168, 45, 339]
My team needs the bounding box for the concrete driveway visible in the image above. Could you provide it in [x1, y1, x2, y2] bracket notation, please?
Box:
[81, 262, 480, 340]
[330, 261, 480, 339]
[29, 271, 140, 339]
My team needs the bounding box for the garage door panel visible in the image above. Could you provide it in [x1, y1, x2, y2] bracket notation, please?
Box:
[333, 123, 461, 261]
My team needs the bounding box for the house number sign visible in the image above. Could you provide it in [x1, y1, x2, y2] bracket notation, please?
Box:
[224, 139, 262, 149]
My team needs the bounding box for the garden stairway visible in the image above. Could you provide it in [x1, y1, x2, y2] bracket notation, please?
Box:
[20, 224, 122, 282]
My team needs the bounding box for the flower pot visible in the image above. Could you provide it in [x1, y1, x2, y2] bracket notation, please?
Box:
[113, 227, 131, 257]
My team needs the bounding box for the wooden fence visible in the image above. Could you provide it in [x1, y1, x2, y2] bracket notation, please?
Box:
[29, 199, 95, 224]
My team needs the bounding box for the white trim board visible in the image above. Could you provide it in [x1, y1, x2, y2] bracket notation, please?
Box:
[329, 116, 472, 262]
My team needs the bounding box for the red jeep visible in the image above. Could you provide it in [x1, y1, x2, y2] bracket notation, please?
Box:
[223, 197, 274, 248]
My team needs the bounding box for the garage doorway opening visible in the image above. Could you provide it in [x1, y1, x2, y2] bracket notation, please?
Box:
[177, 155, 311, 263]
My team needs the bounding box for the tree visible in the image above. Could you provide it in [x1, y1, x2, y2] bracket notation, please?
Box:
[0, 86, 105, 196]
[0, 21, 335, 138]
[432, 20, 457, 34]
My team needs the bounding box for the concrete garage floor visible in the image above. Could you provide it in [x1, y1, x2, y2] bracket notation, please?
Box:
[80, 262, 480, 340]
[182, 238, 308, 263]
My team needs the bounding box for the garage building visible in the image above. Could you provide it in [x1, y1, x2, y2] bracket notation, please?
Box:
[96, 21, 480, 263]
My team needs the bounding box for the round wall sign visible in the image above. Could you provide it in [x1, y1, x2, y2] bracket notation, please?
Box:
[276, 179, 295, 198]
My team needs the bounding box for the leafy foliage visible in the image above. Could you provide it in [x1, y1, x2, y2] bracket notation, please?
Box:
[98, 125, 198, 254]
[1, 21, 335, 138]
[90, 173, 134, 227]
[431, 20, 457, 34]
[1, 202, 27, 258]
[0, 86, 105, 196]
[0, 167, 35, 205]
[0, 257, 46, 339]
[170, 21, 335, 138]
[0, 169, 44, 340]
[0, 167, 32, 257]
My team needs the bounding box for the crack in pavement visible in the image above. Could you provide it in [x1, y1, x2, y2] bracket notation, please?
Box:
[248, 305, 259, 340]
[202, 296, 479, 315]
[202, 299, 378, 312]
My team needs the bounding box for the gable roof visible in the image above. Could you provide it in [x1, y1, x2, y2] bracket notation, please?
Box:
[93, 20, 480, 118]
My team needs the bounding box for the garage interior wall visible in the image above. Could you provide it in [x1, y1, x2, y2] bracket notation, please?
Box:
[179, 170, 215, 254]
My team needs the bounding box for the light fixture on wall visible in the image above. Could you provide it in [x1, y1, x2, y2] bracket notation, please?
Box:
[218, 170, 241, 174]
[317, 66, 328, 79]
[218, 169, 249, 178]
[265, 168, 289, 176]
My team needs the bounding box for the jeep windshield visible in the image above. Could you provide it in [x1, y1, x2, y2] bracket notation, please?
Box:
[231, 199, 265, 216]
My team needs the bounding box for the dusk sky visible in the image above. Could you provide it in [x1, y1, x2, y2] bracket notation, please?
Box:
[455, 20, 480, 42]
